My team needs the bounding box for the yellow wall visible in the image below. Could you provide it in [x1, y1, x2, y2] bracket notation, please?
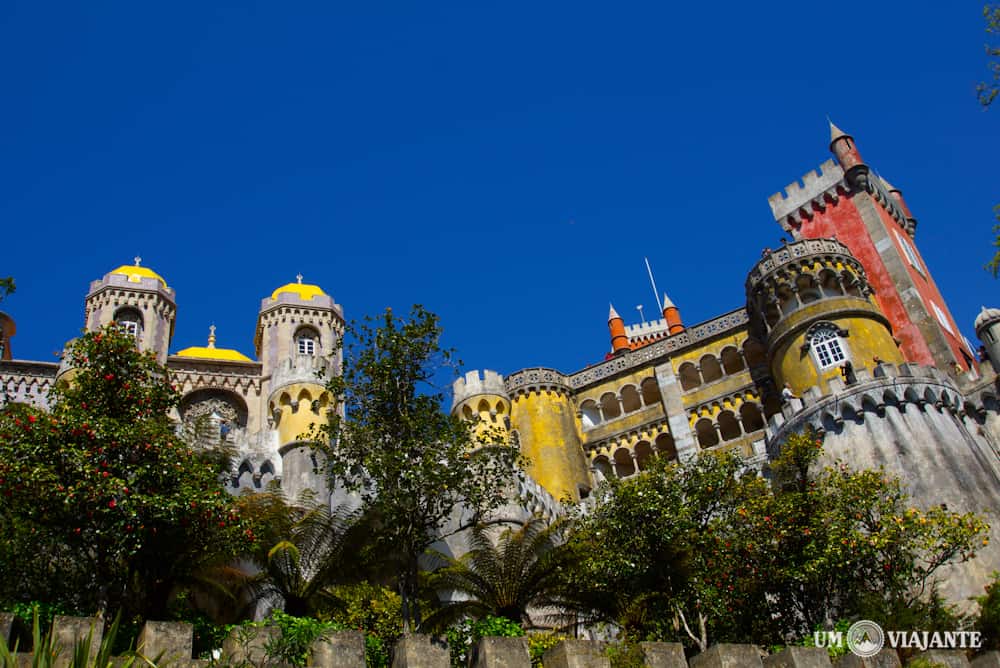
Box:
[510, 389, 591, 502]
[270, 382, 331, 444]
[773, 308, 903, 394]
[456, 394, 511, 443]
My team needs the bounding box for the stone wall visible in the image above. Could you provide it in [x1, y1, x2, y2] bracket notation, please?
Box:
[3, 620, 997, 668]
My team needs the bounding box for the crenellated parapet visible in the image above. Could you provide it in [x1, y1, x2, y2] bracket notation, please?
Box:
[766, 363, 968, 446]
[768, 159, 847, 235]
[452, 369, 508, 411]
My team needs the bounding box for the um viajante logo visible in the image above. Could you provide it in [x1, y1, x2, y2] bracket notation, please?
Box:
[813, 620, 982, 657]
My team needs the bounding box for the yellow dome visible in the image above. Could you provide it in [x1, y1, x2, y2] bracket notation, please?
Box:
[110, 258, 167, 287]
[174, 326, 252, 362]
[174, 346, 253, 362]
[271, 275, 326, 301]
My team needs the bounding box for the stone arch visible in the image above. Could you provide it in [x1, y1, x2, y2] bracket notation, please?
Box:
[580, 400, 601, 429]
[739, 402, 765, 432]
[477, 398, 491, 414]
[718, 410, 741, 441]
[621, 385, 642, 413]
[293, 325, 321, 356]
[860, 394, 881, 417]
[613, 448, 635, 478]
[234, 459, 254, 489]
[179, 388, 249, 432]
[841, 403, 861, 424]
[700, 355, 723, 384]
[600, 392, 621, 420]
[842, 270, 862, 297]
[819, 268, 841, 298]
[495, 400, 506, 415]
[259, 460, 276, 488]
[679, 362, 701, 391]
[634, 441, 654, 471]
[720, 346, 745, 375]
[592, 455, 614, 482]
[883, 389, 900, 411]
[923, 387, 939, 409]
[695, 418, 718, 448]
[904, 386, 924, 412]
[640, 378, 660, 406]
[462, 404, 474, 419]
[796, 273, 821, 303]
[821, 411, 840, 434]
[655, 433, 677, 460]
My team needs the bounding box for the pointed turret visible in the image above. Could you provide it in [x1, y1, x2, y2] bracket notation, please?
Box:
[661, 292, 685, 335]
[828, 119, 868, 190]
[608, 303, 629, 354]
[879, 175, 918, 237]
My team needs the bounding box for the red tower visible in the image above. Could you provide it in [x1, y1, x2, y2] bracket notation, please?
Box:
[767, 122, 974, 371]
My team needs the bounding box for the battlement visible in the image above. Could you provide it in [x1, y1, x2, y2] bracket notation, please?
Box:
[451, 369, 507, 410]
[88, 272, 176, 302]
[768, 159, 845, 230]
[765, 362, 967, 447]
[623, 318, 669, 342]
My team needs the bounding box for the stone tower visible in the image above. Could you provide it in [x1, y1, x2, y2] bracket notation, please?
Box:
[257, 275, 344, 501]
[503, 368, 592, 503]
[745, 237, 904, 395]
[83, 259, 176, 363]
[975, 306, 1000, 373]
[749, 242, 1000, 606]
[768, 123, 975, 372]
[451, 369, 511, 445]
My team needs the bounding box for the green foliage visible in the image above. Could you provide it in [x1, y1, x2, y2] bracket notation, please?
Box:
[565, 431, 989, 648]
[526, 632, 565, 667]
[425, 518, 577, 631]
[316, 305, 521, 630]
[979, 4, 1000, 108]
[445, 615, 524, 667]
[988, 205, 1000, 278]
[798, 619, 851, 659]
[0, 610, 141, 668]
[327, 582, 403, 648]
[604, 642, 646, 668]
[0, 277, 13, 303]
[0, 325, 250, 620]
[976, 571, 1000, 652]
[262, 610, 334, 667]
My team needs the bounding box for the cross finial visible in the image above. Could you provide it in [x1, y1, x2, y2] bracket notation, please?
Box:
[134, 256, 142, 266]
[296, 273, 303, 284]
[208, 324, 217, 348]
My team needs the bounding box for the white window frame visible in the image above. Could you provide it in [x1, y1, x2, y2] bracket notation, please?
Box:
[929, 301, 956, 337]
[894, 230, 925, 277]
[297, 333, 317, 356]
[808, 324, 848, 370]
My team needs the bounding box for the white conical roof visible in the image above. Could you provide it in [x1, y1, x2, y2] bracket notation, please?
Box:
[608, 303, 622, 321]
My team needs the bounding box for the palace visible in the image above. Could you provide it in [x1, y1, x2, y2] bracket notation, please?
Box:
[2, 123, 1000, 604]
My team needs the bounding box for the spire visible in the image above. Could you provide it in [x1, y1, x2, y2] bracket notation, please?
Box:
[608, 303, 629, 354]
[828, 119, 850, 144]
[208, 324, 217, 349]
[134, 255, 142, 267]
[661, 291, 684, 335]
[296, 273, 303, 284]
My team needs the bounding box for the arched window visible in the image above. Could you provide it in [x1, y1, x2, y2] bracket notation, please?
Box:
[295, 327, 319, 356]
[695, 418, 718, 448]
[678, 362, 701, 391]
[655, 433, 676, 460]
[640, 378, 659, 406]
[700, 355, 723, 384]
[739, 402, 765, 432]
[718, 411, 741, 441]
[620, 385, 641, 413]
[600, 392, 621, 420]
[114, 307, 143, 339]
[720, 347, 745, 375]
[634, 441, 654, 471]
[580, 400, 601, 429]
[613, 448, 635, 478]
[806, 323, 848, 370]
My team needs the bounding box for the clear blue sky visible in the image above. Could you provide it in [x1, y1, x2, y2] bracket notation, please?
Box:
[2, 2, 997, 378]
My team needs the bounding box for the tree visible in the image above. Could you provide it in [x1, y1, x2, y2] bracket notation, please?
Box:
[979, 5, 1000, 276]
[0, 277, 13, 303]
[315, 305, 520, 631]
[424, 517, 577, 630]
[0, 325, 251, 620]
[564, 433, 988, 647]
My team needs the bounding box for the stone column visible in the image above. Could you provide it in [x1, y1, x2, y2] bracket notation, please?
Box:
[221, 625, 281, 666]
[137, 621, 193, 664]
[0, 613, 12, 647]
[972, 652, 1000, 667]
[907, 650, 970, 667]
[310, 629, 366, 667]
[689, 644, 763, 668]
[833, 649, 901, 667]
[471, 637, 530, 668]
[639, 642, 687, 667]
[541, 640, 609, 668]
[391, 634, 449, 668]
[654, 362, 697, 461]
[52, 616, 103, 668]
[764, 647, 832, 667]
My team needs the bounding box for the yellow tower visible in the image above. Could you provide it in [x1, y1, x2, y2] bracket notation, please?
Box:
[258, 275, 344, 501]
[745, 238, 903, 396]
[451, 370, 511, 445]
[504, 368, 592, 503]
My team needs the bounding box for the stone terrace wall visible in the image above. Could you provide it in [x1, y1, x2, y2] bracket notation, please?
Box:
[2, 618, 997, 668]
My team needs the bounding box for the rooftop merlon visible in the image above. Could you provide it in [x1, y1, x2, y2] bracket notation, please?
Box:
[768, 159, 845, 223]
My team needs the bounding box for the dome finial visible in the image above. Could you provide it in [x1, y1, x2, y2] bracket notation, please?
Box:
[208, 324, 217, 348]
[134, 255, 142, 267]
[296, 273, 303, 284]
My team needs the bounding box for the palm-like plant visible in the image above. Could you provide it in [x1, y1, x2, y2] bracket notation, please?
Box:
[244, 499, 373, 618]
[423, 517, 577, 630]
